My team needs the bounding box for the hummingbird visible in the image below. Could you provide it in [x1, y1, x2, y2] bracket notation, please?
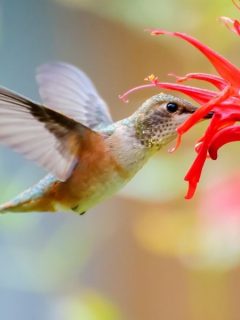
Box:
[0, 62, 208, 215]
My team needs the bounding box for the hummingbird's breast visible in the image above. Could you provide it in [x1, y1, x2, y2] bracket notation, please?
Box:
[44, 123, 151, 213]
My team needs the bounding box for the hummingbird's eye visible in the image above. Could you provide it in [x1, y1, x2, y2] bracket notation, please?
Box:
[166, 102, 178, 113]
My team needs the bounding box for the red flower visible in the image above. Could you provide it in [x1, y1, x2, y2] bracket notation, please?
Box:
[220, 16, 240, 36]
[220, 0, 240, 35]
[120, 20, 240, 199]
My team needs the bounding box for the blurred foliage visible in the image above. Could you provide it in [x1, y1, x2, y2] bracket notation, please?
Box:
[53, 0, 237, 33]
[52, 291, 121, 320]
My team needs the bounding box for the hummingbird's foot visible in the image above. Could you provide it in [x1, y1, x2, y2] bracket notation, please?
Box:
[71, 204, 87, 215]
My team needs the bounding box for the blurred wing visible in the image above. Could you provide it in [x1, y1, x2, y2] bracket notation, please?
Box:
[0, 87, 100, 181]
[36, 62, 113, 129]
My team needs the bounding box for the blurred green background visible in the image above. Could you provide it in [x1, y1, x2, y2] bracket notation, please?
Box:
[0, 0, 240, 319]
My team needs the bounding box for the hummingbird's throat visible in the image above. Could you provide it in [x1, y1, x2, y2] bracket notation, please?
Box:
[135, 118, 177, 150]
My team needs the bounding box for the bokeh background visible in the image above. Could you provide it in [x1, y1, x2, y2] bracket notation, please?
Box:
[0, 0, 240, 319]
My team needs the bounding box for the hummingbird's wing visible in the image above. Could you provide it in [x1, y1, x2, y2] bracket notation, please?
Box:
[36, 62, 113, 129]
[0, 87, 100, 181]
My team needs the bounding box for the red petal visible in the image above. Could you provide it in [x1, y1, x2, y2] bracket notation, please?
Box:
[185, 180, 198, 199]
[209, 125, 240, 159]
[119, 81, 217, 104]
[154, 81, 217, 104]
[234, 20, 240, 35]
[149, 29, 240, 88]
[169, 72, 227, 90]
[184, 143, 209, 199]
[184, 114, 222, 199]
[220, 16, 240, 36]
[177, 85, 232, 135]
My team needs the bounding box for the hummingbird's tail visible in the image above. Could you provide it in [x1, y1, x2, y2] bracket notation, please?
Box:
[0, 196, 51, 213]
[0, 175, 57, 213]
[0, 199, 37, 213]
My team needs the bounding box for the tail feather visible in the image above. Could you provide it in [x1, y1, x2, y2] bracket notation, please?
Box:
[0, 200, 32, 213]
[0, 174, 57, 213]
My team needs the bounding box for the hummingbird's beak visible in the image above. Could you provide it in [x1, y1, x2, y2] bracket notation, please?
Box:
[189, 107, 214, 119]
[203, 111, 214, 119]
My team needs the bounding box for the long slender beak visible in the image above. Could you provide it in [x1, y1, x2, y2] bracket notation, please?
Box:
[188, 107, 214, 119]
[188, 108, 214, 121]
[203, 111, 214, 119]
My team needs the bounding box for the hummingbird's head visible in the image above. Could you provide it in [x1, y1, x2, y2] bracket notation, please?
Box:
[135, 93, 200, 150]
